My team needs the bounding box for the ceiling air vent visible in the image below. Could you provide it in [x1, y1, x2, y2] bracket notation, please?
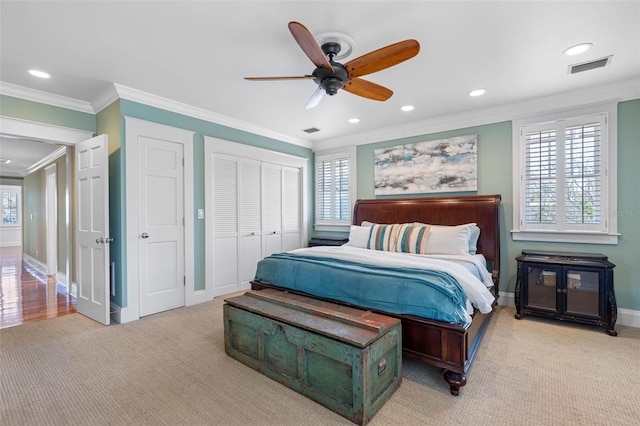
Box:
[303, 127, 321, 134]
[569, 56, 612, 74]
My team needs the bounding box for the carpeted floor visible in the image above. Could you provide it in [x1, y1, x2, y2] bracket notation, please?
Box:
[1, 294, 639, 425]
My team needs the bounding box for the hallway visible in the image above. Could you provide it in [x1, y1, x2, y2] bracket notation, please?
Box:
[0, 246, 76, 329]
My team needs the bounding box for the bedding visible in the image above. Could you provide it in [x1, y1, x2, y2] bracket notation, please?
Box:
[254, 245, 495, 324]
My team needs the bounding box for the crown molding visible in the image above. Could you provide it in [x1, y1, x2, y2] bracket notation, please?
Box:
[92, 84, 120, 113]
[22, 146, 67, 177]
[314, 77, 640, 151]
[113, 84, 312, 149]
[0, 81, 95, 114]
[3, 78, 638, 152]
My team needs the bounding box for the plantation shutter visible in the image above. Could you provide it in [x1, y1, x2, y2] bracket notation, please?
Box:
[334, 156, 350, 221]
[524, 128, 557, 225]
[316, 157, 332, 221]
[564, 122, 602, 225]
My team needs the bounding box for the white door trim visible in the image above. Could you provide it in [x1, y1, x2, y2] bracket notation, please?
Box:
[45, 164, 58, 275]
[123, 117, 196, 323]
[0, 116, 92, 295]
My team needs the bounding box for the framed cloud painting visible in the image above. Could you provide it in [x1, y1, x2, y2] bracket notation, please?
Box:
[374, 134, 478, 195]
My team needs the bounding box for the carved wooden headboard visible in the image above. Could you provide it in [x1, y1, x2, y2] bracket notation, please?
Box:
[353, 194, 502, 288]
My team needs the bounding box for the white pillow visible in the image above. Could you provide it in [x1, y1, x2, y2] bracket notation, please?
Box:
[360, 221, 374, 227]
[415, 223, 476, 255]
[345, 225, 371, 248]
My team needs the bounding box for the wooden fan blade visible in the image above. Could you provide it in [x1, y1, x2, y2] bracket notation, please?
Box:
[245, 75, 315, 81]
[345, 39, 420, 78]
[342, 77, 393, 101]
[288, 21, 334, 72]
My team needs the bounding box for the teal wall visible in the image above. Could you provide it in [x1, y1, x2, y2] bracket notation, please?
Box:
[353, 99, 640, 312]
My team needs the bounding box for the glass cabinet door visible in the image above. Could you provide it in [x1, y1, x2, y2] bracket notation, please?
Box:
[565, 269, 600, 317]
[525, 265, 559, 312]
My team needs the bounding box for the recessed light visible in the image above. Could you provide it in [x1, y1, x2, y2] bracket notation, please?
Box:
[348, 118, 360, 124]
[0, 158, 11, 164]
[563, 43, 593, 56]
[401, 105, 414, 112]
[28, 69, 51, 79]
[468, 89, 486, 97]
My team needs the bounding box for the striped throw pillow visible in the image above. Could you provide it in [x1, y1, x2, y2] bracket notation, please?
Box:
[395, 224, 431, 254]
[367, 224, 402, 251]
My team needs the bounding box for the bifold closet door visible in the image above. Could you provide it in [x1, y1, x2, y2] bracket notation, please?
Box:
[239, 159, 262, 288]
[261, 163, 283, 258]
[282, 166, 302, 252]
[212, 155, 239, 296]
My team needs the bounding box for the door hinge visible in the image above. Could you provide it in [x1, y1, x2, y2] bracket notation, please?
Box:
[184, 276, 186, 286]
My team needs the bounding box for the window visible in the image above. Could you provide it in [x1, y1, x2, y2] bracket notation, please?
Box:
[1, 186, 21, 226]
[513, 103, 618, 244]
[315, 149, 356, 231]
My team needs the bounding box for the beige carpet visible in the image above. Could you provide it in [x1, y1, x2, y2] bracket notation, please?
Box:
[1, 294, 639, 426]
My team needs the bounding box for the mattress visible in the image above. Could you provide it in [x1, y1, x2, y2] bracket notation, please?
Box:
[253, 246, 495, 324]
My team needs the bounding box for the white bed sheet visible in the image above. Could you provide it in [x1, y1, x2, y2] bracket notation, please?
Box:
[288, 246, 495, 315]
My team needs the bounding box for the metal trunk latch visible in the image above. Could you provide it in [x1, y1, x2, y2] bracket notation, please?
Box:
[378, 357, 387, 375]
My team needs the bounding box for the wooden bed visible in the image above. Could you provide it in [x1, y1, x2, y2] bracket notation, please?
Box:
[252, 194, 502, 395]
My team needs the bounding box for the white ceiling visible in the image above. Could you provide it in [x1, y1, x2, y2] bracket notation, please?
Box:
[1, 1, 639, 176]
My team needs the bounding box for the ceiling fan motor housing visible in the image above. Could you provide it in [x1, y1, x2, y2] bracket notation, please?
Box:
[314, 63, 348, 95]
[314, 42, 349, 95]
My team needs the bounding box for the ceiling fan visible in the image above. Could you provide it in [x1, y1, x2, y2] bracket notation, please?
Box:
[245, 21, 420, 109]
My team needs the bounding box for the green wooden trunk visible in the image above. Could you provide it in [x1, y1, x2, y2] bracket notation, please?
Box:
[223, 289, 402, 425]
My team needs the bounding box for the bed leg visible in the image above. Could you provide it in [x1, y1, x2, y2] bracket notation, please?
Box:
[443, 371, 466, 396]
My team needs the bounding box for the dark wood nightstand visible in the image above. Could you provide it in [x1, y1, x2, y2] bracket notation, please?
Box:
[515, 250, 617, 336]
[308, 237, 349, 247]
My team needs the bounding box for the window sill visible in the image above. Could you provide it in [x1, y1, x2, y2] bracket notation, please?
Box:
[511, 230, 620, 245]
[314, 223, 351, 233]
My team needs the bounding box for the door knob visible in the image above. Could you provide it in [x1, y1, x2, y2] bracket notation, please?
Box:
[96, 237, 104, 244]
[141, 233, 149, 239]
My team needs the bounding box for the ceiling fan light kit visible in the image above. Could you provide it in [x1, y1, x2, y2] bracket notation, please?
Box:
[245, 21, 420, 109]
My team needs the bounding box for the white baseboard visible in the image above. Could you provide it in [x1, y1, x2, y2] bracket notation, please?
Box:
[498, 291, 639, 328]
[22, 253, 47, 276]
[110, 303, 122, 324]
[618, 308, 640, 328]
[56, 270, 69, 291]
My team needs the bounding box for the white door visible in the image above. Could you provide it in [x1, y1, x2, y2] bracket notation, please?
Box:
[138, 137, 185, 317]
[76, 135, 110, 325]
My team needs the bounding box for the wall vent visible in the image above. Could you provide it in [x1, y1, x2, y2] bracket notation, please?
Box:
[569, 56, 612, 74]
[303, 127, 321, 133]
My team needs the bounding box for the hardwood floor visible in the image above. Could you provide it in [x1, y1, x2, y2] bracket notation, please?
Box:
[0, 246, 76, 329]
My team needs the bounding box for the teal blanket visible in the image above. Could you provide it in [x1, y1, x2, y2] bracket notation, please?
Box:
[254, 253, 469, 324]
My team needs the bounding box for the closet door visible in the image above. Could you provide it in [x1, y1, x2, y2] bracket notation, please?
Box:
[212, 154, 239, 296]
[238, 159, 262, 289]
[282, 166, 302, 252]
[262, 163, 282, 257]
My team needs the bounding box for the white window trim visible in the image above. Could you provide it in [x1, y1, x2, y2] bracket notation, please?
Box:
[512, 102, 619, 245]
[314, 146, 357, 232]
[1, 185, 22, 227]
